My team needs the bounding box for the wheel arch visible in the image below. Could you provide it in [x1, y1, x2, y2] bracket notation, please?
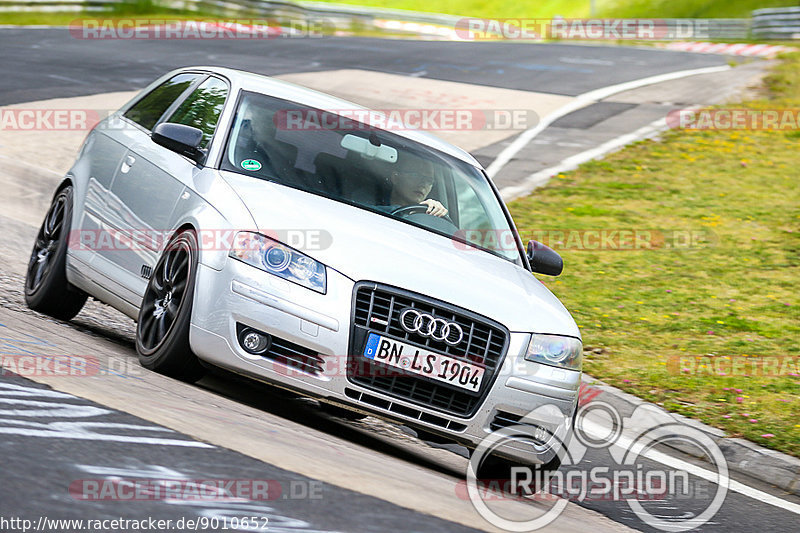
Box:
[167, 203, 237, 271]
[54, 176, 73, 194]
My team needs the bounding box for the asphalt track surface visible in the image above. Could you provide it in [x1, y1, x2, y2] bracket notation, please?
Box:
[0, 30, 727, 105]
[0, 373, 485, 533]
[1, 28, 799, 533]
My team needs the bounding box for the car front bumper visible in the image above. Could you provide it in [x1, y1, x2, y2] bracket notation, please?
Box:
[189, 257, 580, 465]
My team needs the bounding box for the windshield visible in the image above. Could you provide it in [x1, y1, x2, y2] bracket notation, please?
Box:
[221, 91, 522, 264]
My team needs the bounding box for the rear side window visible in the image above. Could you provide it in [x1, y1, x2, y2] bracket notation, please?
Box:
[123, 73, 201, 131]
[165, 77, 228, 148]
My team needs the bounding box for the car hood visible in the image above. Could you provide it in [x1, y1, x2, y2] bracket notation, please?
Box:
[221, 172, 579, 336]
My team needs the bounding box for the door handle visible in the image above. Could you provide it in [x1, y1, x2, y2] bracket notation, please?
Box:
[120, 155, 136, 174]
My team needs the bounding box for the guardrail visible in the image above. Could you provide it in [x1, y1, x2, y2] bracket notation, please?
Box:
[166, 0, 465, 34]
[752, 6, 800, 40]
[676, 18, 749, 40]
[165, 0, 464, 23]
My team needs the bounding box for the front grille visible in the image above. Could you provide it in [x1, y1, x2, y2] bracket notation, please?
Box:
[348, 282, 508, 417]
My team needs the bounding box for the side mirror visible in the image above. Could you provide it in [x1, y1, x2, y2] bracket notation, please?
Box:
[152, 123, 205, 163]
[527, 240, 563, 276]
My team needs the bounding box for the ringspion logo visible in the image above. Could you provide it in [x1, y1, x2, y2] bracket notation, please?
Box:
[466, 402, 729, 531]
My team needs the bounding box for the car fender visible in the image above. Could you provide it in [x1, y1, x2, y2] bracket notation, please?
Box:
[165, 171, 257, 271]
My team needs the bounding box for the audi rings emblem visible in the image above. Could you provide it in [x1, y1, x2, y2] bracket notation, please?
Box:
[399, 308, 464, 346]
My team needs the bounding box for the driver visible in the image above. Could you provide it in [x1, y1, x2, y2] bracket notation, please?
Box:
[388, 156, 448, 217]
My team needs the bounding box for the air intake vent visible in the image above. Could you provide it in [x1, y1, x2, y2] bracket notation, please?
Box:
[344, 388, 467, 431]
[490, 410, 551, 444]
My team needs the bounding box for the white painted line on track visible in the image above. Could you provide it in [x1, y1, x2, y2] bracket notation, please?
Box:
[499, 116, 667, 201]
[486, 65, 730, 180]
[582, 419, 800, 515]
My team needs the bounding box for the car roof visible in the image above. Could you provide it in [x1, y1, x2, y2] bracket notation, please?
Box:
[180, 66, 483, 169]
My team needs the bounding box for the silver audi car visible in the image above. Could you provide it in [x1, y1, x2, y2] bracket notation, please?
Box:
[24, 66, 581, 473]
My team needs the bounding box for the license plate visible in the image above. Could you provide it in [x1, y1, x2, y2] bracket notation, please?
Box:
[363, 333, 485, 392]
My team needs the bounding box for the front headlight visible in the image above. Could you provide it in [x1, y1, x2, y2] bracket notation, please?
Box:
[230, 232, 326, 294]
[524, 334, 582, 371]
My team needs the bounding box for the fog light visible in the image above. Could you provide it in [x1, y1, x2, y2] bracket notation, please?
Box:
[239, 329, 270, 354]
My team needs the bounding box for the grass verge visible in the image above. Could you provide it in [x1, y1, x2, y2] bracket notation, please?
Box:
[308, 0, 798, 19]
[508, 52, 800, 456]
[0, 12, 215, 26]
[0, 0, 219, 26]
[5, 0, 797, 25]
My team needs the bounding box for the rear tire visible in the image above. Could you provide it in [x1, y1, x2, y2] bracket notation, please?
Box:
[136, 229, 205, 382]
[24, 185, 87, 320]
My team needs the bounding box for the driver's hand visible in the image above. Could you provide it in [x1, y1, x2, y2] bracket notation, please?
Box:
[421, 199, 448, 217]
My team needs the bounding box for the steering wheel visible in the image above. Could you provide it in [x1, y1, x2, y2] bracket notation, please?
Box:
[391, 204, 430, 217]
[391, 204, 456, 227]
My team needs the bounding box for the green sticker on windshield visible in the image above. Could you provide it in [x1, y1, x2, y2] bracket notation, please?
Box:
[241, 159, 262, 171]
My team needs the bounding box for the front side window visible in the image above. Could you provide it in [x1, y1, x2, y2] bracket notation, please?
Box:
[123, 73, 201, 131]
[165, 77, 228, 148]
[221, 91, 522, 264]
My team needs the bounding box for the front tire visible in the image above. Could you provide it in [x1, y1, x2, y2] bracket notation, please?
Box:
[136, 229, 205, 382]
[475, 451, 562, 483]
[24, 185, 87, 320]
[320, 403, 368, 420]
